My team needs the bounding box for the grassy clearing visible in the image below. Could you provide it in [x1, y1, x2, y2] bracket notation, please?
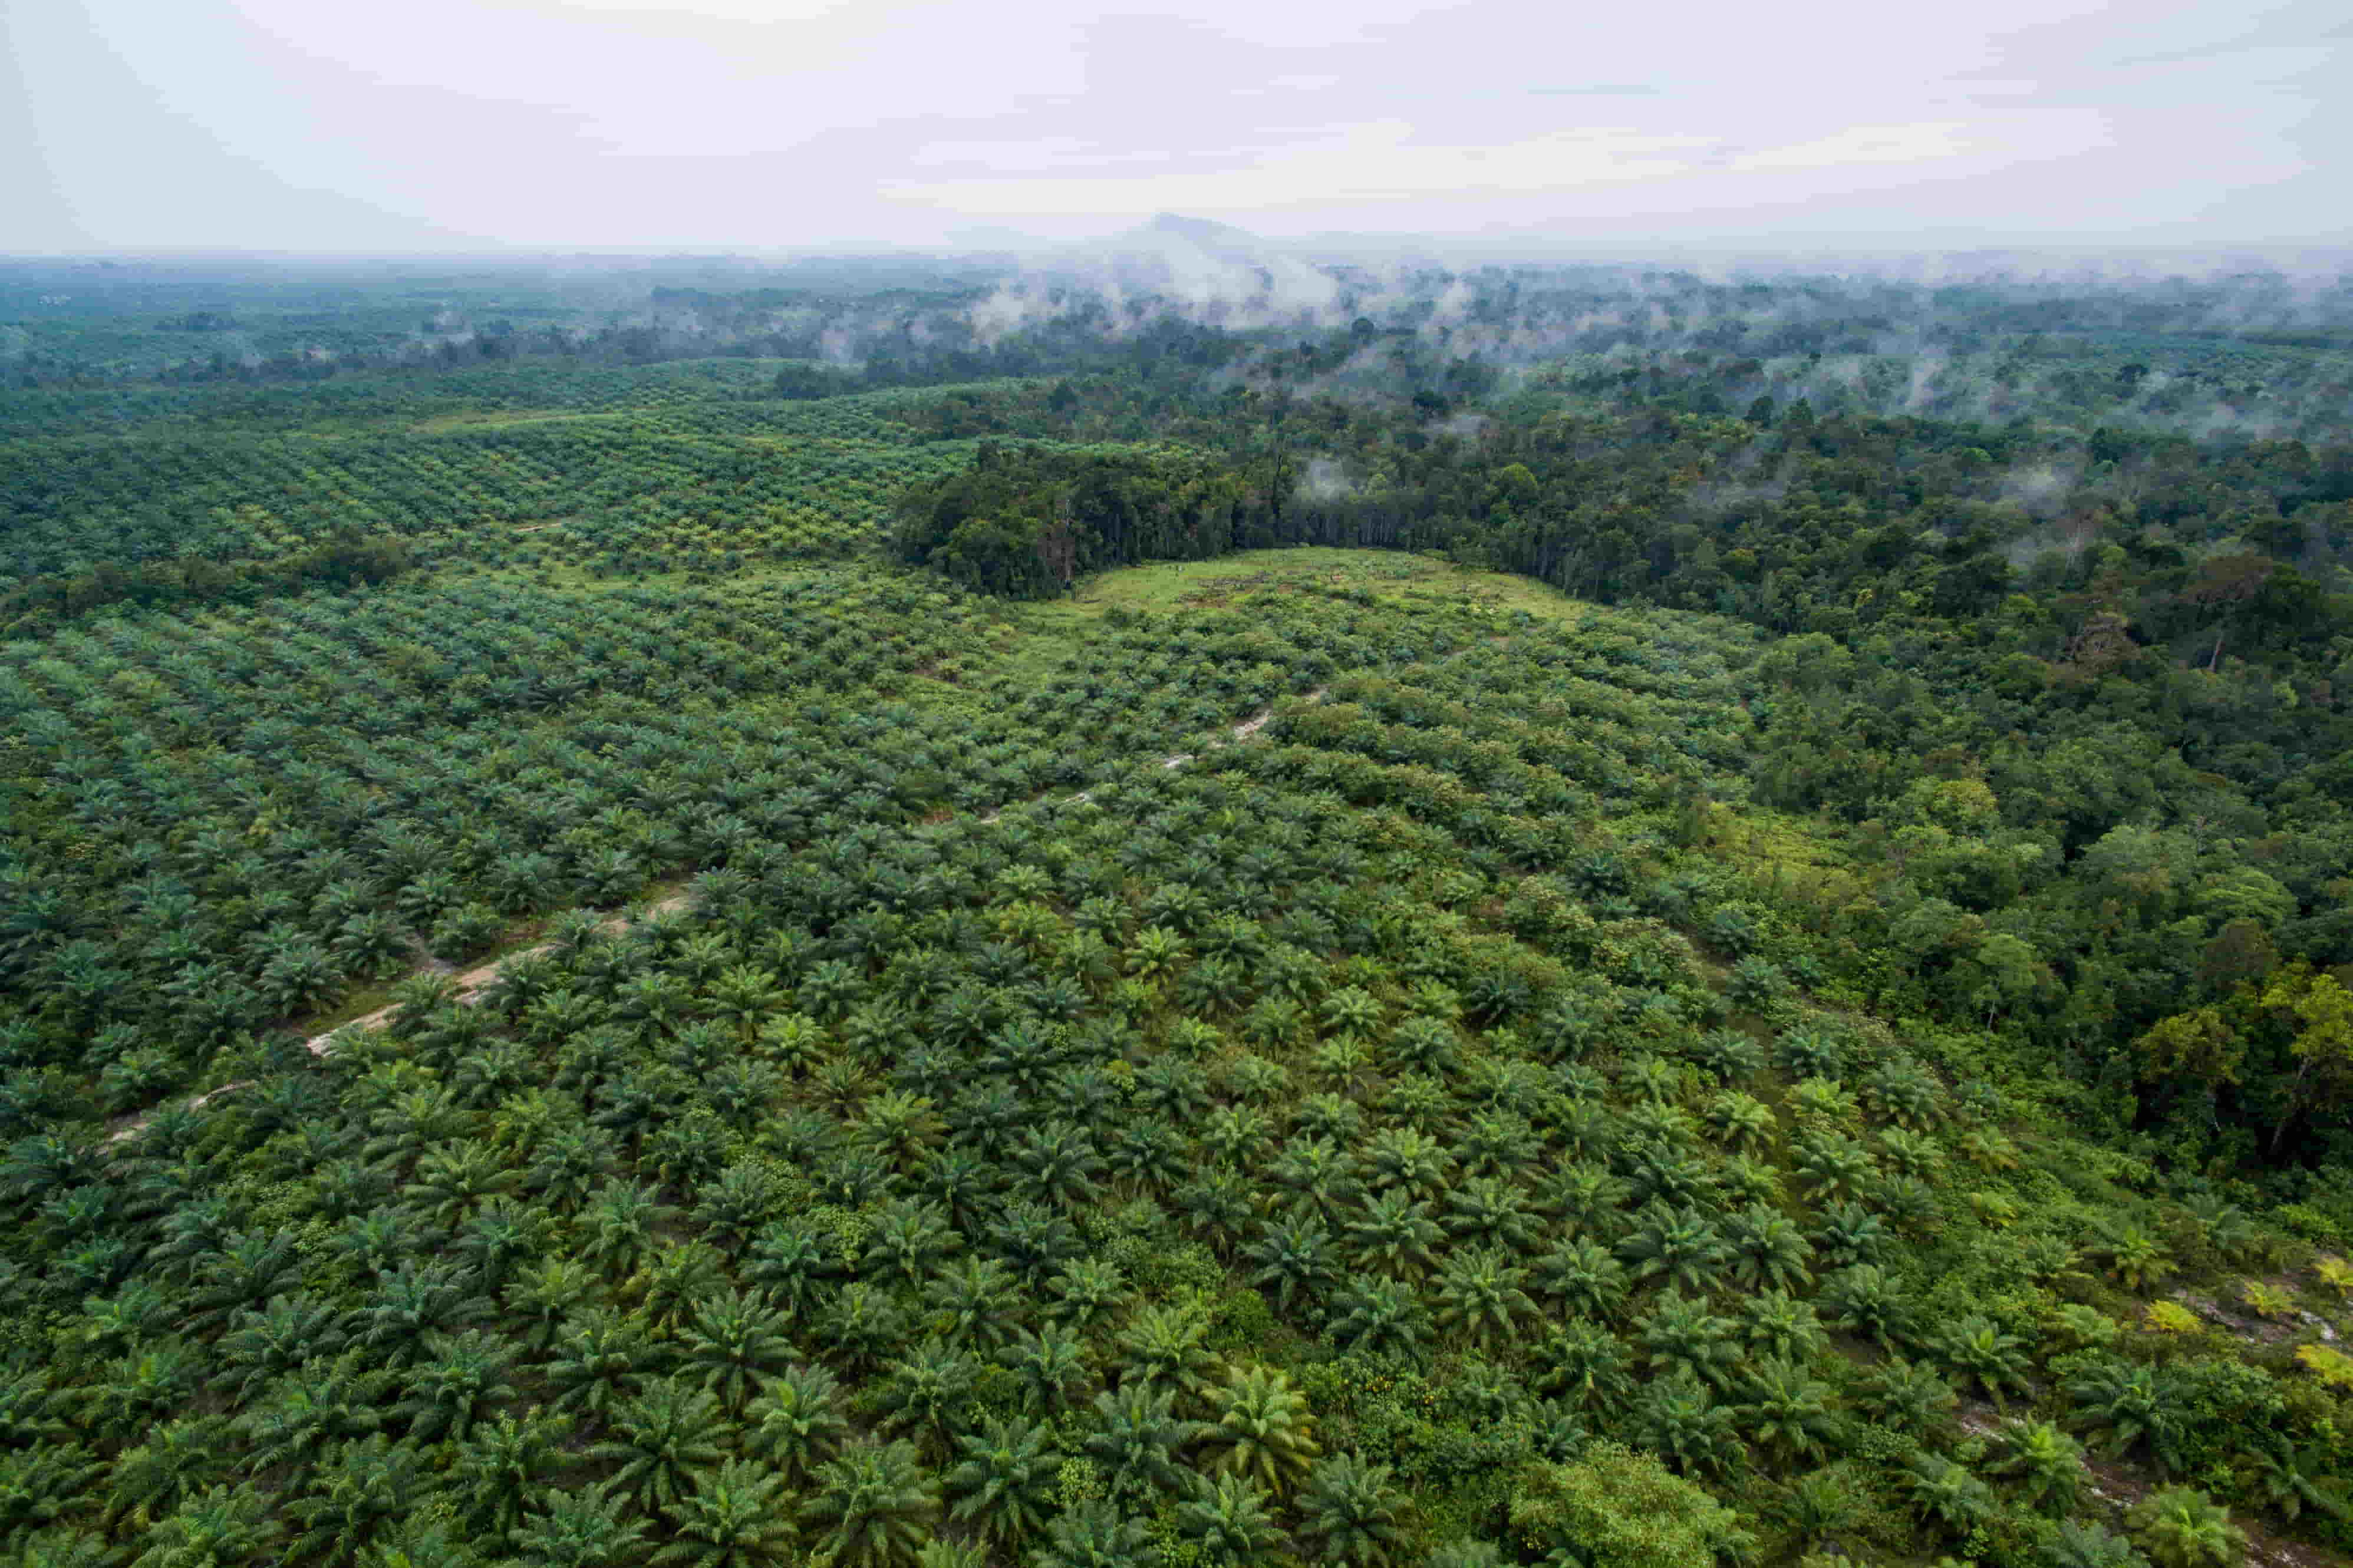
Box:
[406, 409, 610, 434]
[879, 547, 1743, 747]
[980, 547, 1605, 694]
[1018, 546, 1596, 628]
[301, 979, 400, 1038]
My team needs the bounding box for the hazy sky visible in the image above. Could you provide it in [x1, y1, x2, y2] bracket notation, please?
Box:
[5, 0, 2347, 253]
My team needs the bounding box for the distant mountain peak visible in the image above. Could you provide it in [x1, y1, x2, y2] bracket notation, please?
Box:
[1135, 213, 1263, 251]
[1000, 212, 1340, 315]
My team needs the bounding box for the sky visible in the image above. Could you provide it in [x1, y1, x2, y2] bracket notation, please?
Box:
[4, 0, 2347, 255]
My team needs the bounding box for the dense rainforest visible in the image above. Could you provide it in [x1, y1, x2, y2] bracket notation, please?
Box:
[2, 249, 2352, 1568]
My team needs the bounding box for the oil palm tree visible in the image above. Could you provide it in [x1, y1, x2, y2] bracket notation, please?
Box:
[1245, 1216, 1339, 1314]
[185, 1230, 305, 1336]
[404, 1141, 518, 1227]
[2128, 1488, 2245, 1568]
[286, 1434, 421, 1566]
[236, 1365, 385, 1479]
[1266, 1138, 1362, 1224]
[874, 1341, 977, 1464]
[2065, 1357, 2187, 1476]
[1028, 1498, 1150, 1568]
[1702, 1091, 1776, 1154]
[1083, 1384, 1204, 1504]
[1174, 1171, 1254, 1259]
[1811, 1201, 1891, 1269]
[1105, 1118, 1189, 1195]
[655, 1459, 798, 1568]
[1432, 1246, 1540, 1354]
[1117, 1300, 1218, 1403]
[1935, 1315, 2033, 1409]
[2090, 1220, 2176, 1293]
[1296, 1453, 1407, 1568]
[579, 1180, 675, 1280]
[2045, 1520, 2152, 1568]
[1442, 1176, 1540, 1253]
[1630, 1371, 1742, 1478]
[1617, 1204, 1734, 1293]
[692, 1163, 782, 1250]
[1045, 1258, 1129, 1332]
[1530, 1319, 1634, 1414]
[799, 1440, 940, 1568]
[1734, 1356, 1840, 1469]
[1326, 1275, 1428, 1362]
[855, 1091, 947, 1173]
[1202, 1365, 1320, 1497]
[100, 1416, 230, 1529]
[1901, 1452, 1995, 1540]
[0, 1442, 101, 1539]
[1178, 1473, 1283, 1566]
[129, 1485, 281, 1568]
[1527, 1237, 1626, 1321]
[1986, 1419, 2085, 1515]
[210, 1294, 345, 1402]
[1002, 1322, 1092, 1417]
[745, 1364, 851, 1484]
[863, 1202, 960, 1293]
[1857, 1358, 1955, 1440]
[1360, 1127, 1455, 1203]
[507, 1480, 648, 1568]
[681, 1286, 799, 1415]
[634, 1240, 730, 1335]
[1337, 1187, 1439, 1279]
[1013, 1123, 1106, 1209]
[2246, 1438, 2351, 1523]
[502, 1255, 597, 1356]
[454, 1410, 573, 1542]
[397, 1329, 518, 1444]
[942, 1414, 1060, 1550]
[1722, 1210, 1814, 1293]
[452, 1199, 546, 1296]
[592, 1377, 730, 1517]
[817, 1283, 914, 1376]
[922, 1257, 1023, 1356]
[1771, 1465, 1863, 1557]
[544, 1306, 656, 1422]
[1792, 1134, 1877, 1203]
[984, 1200, 1084, 1290]
[1820, 1264, 1913, 1351]
[746, 1220, 840, 1325]
[1638, 1292, 1742, 1389]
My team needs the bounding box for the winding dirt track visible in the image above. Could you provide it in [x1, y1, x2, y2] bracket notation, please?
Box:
[981, 687, 1321, 821]
[104, 691, 1321, 1151]
[101, 899, 686, 1149]
[294, 900, 688, 1059]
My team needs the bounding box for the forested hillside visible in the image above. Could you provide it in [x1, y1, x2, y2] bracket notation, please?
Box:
[2, 256, 2351, 1568]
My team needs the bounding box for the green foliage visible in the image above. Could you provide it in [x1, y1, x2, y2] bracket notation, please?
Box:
[1202, 1365, 1321, 1497]
[1985, 1419, 2087, 1515]
[800, 1440, 940, 1568]
[1508, 1442, 1751, 1568]
[1297, 1453, 1408, 1567]
[2127, 1487, 2246, 1568]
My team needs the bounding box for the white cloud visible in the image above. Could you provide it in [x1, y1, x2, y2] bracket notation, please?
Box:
[1729, 122, 1977, 172]
[886, 120, 1716, 216]
[4, 0, 2342, 249]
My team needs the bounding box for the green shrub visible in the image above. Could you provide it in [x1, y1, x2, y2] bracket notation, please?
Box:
[1507, 1442, 1751, 1568]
